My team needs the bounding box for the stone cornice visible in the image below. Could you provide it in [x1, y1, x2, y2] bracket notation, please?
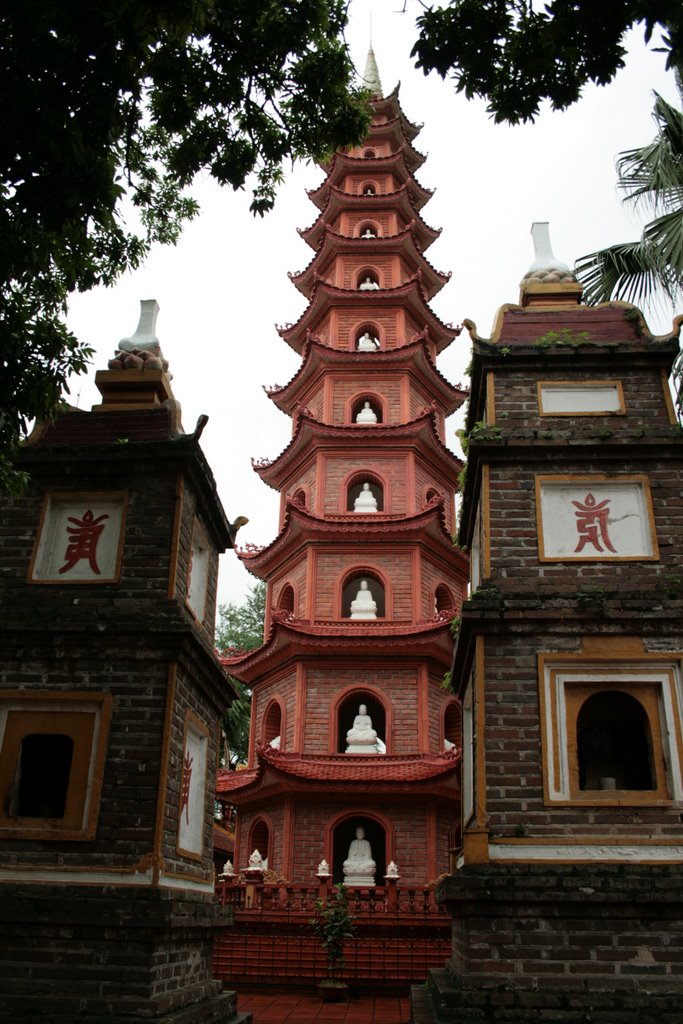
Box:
[277, 278, 457, 354]
[237, 496, 467, 578]
[299, 183, 440, 253]
[289, 225, 450, 301]
[219, 615, 455, 684]
[251, 408, 463, 491]
[264, 335, 466, 417]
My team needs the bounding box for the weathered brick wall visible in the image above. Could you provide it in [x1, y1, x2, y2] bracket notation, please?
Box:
[251, 670, 297, 751]
[313, 549, 414, 619]
[330, 373, 402, 423]
[321, 453, 407, 516]
[441, 864, 683, 995]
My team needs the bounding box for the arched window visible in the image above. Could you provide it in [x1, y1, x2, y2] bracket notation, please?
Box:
[337, 691, 387, 754]
[443, 701, 461, 752]
[358, 222, 379, 239]
[248, 817, 271, 866]
[346, 474, 384, 514]
[291, 488, 306, 508]
[277, 584, 295, 615]
[362, 182, 376, 195]
[357, 269, 380, 290]
[263, 700, 283, 748]
[425, 488, 439, 504]
[576, 691, 655, 792]
[363, 149, 376, 159]
[355, 324, 380, 351]
[435, 584, 456, 614]
[341, 571, 385, 618]
[331, 815, 387, 886]
[351, 395, 382, 424]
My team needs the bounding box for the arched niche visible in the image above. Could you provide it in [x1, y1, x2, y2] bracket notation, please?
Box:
[425, 487, 440, 504]
[336, 690, 387, 754]
[341, 569, 386, 618]
[276, 583, 295, 615]
[330, 813, 388, 886]
[354, 322, 381, 352]
[357, 268, 380, 290]
[248, 815, 272, 867]
[443, 700, 461, 752]
[363, 148, 376, 159]
[358, 221, 379, 238]
[576, 691, 655, 792]
[434, 584, 456, 614]
[350, 394, 383, 424]
[346, 472, 384, 514]
[361, 181, 377, 195]
[262, 698, 284, 749]
[290, 487, 307, 508]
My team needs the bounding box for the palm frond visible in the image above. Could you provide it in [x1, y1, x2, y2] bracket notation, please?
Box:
[617, 94, 683, 214]
[575, 239, 676, 308]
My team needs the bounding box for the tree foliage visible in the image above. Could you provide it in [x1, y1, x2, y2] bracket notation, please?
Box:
[0, 1, 370, 491]
[576, 92, 683, 310]
[411, 1, 682, 124]
[216, 581, 266, 768]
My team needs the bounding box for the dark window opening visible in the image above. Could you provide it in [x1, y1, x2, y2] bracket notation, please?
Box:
[577, 691, 655, 791]
[263, 703, 282, 747]
[16, 733, 73, 818]
[250, 819, 270, 863]
[277, 584, 295, 615]
[444, 703, 461, 750]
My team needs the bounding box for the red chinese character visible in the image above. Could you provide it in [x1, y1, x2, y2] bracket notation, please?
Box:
[58, 509, 109, 575]
[180, 751, 193, 824]
[571, 492, 617, 554]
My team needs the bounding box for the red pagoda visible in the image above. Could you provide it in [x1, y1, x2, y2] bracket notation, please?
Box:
[218, 51, 468, 890]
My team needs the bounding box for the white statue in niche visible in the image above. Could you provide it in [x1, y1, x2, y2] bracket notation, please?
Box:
[361, 227, 377, 238]
[349, 579, 377, 619]
[343, 825, 376, 886]
[346, 703, 379, 754]
[355, 401, 378, 424]
[359, 276, 379, 290]
[357, 331, 379, 351]
[354, 482, 378, 514]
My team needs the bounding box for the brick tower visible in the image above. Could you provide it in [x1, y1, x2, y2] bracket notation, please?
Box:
[0, 305, 248, 1023]
[425, 227, 683, 1021]
[218, 52, 469, 889]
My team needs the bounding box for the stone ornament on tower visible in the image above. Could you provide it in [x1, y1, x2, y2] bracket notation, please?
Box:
[349, 579, 377, 619]
[342, 825, 376, 886]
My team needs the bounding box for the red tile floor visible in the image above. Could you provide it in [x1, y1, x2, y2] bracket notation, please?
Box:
[235, 987, 412, 1023]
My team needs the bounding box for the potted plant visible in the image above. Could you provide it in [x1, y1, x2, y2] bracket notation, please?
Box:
[310, 883, 355, 1001]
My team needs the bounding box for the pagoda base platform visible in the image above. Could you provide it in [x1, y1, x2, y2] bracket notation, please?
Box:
[413, 862, 683, 1023]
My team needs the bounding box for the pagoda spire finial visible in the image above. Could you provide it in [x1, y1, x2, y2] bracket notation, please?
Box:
[362, 44, 383, 97]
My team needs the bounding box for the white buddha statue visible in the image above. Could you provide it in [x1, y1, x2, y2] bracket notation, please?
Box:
[349, 579, 377, 619]
[361, 227, 376, 238]
[355, 401, 378, 424]
[346, 704, 379, 754]
[359, 276, 379, 290]
[354, 482, 378, 514]
[357, 331, 378, 351]
[343, 826, 376, 886]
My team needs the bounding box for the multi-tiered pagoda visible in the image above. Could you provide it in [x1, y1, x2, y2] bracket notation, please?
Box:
[218, 52, 468, 888]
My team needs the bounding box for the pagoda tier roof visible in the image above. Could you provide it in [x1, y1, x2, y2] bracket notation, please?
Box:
[251, 408, 463, 491]
[370, 85, 422, 143]
[320, 134, 426, 176]
[289, 225, 450, 302]
[264, 336, 467, 417]
[308, 151, 433, 212]
[278, 278, 457, 354]
[299, 183, 441, 253]
[216, 748, 459, 804]
[219, 615, 455, 685]
[237, 496, 466, 579]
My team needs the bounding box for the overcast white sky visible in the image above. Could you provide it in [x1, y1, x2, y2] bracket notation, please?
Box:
[65, 0, 681, 611]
